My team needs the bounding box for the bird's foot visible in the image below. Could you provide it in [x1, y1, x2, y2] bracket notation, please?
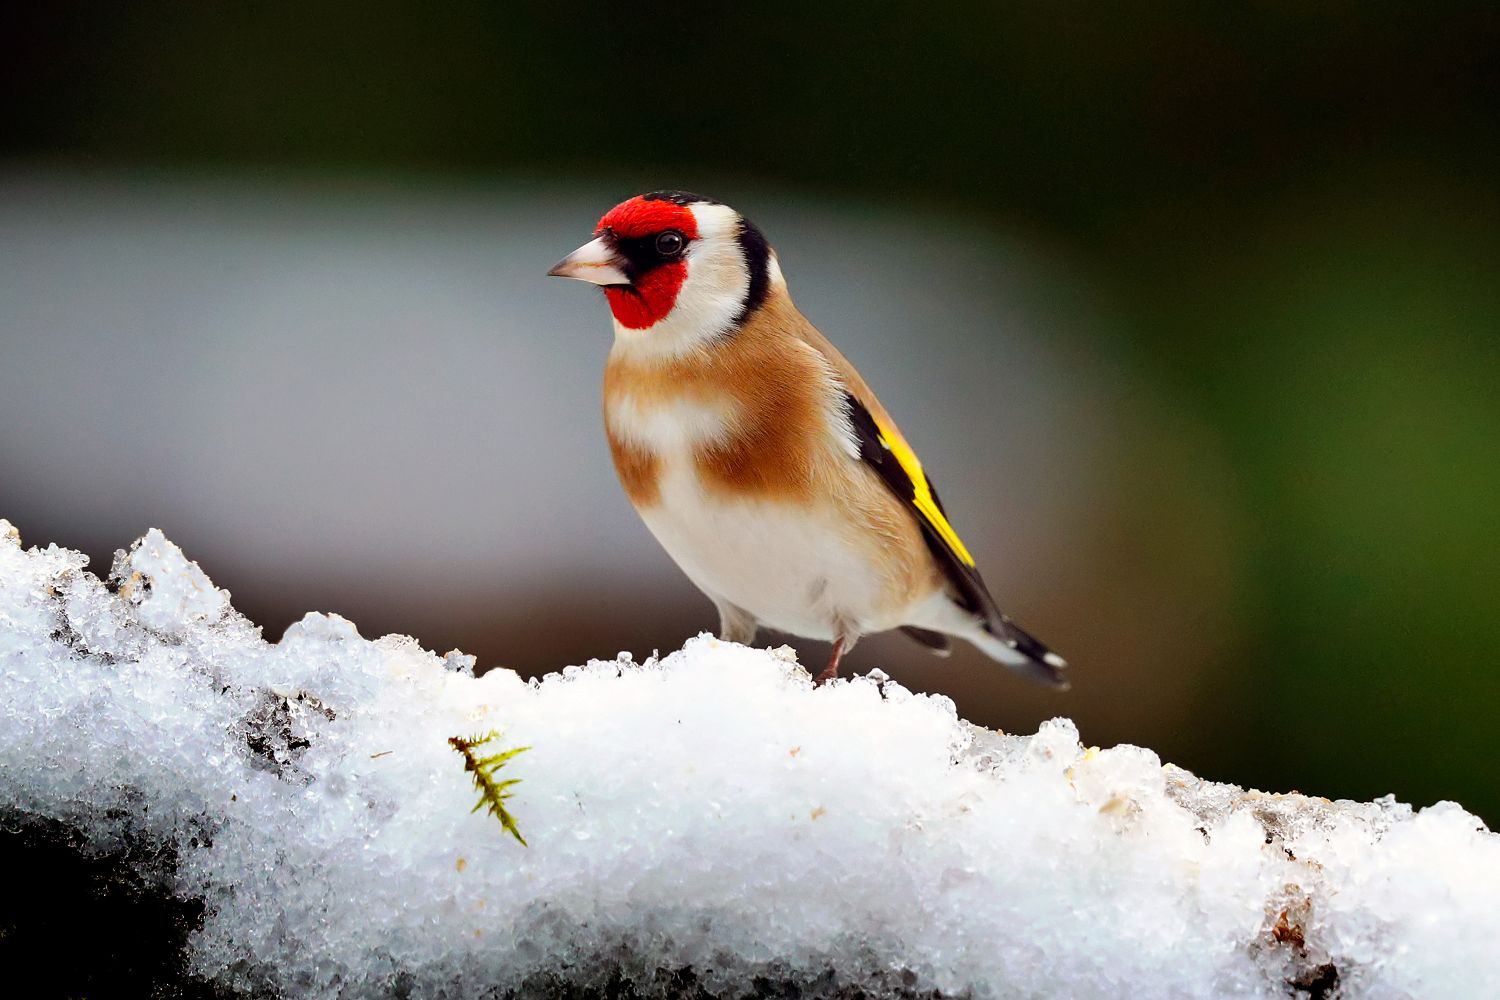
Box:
[813, 636, 847, 687]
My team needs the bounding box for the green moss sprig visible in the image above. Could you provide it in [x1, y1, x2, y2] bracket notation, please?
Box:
[448, 731, 530, 846]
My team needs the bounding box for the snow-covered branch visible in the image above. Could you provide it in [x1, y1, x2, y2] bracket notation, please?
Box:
[0, 521, 1495, 998]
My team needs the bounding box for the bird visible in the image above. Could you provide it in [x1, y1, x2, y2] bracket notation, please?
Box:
[548, 191, 1067, 688]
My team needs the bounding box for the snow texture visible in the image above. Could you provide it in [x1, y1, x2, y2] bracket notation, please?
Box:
[1, 520, 1496, 999]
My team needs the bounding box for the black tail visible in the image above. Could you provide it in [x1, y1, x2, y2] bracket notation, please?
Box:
[972, 616, 1070, 689]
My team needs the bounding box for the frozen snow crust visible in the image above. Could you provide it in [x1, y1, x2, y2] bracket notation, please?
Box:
[1, 520, 1497, 999]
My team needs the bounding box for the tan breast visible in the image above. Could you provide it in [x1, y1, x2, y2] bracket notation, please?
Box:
[603, 292, 839, 507]
[602, 289, 949, 626]
[604, 431, 662, 507]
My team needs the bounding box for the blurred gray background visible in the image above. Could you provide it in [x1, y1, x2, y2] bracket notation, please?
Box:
[3, 2, 1497, 823]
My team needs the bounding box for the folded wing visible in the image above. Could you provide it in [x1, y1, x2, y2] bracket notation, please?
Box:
[840, 389, 1067, 687]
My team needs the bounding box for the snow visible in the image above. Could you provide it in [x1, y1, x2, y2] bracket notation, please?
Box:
[1, 520, 1497, 998]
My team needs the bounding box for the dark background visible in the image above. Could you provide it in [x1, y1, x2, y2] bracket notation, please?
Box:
[3, 3, 1498, 822]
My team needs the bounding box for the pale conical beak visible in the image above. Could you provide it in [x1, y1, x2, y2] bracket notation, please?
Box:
[547, 236, 630, 286]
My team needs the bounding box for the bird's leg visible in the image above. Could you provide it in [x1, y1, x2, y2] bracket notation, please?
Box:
[814, 636, 847, 686]
[714, 600, 758, 646]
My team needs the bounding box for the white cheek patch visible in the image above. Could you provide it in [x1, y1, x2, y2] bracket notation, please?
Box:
[689, 202, 742, 241]
[611, 203, 752, 360]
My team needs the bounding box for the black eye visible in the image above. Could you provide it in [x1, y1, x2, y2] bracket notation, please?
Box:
[655, 230, 686, 257]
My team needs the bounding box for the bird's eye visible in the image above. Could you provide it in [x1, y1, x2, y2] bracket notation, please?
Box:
[655, 230, 686, 257]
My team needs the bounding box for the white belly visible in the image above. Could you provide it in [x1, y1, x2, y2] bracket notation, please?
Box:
[639, 459, 900, 640]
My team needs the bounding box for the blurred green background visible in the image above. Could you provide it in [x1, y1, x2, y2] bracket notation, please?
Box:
[3, 2, 1497, 822]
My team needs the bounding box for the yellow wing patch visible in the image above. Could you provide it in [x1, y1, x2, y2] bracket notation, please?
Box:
[874, 418, 977, 568]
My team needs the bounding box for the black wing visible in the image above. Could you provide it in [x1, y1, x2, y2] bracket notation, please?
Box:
[842, 390, 1066, 686]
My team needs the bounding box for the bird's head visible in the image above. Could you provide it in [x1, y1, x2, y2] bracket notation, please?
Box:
[548, 191, 775, 352]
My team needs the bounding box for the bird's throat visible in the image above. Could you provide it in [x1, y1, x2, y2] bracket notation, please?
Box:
[605, 261, 687, 330]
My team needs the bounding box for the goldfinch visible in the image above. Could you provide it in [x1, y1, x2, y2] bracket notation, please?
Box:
[548, 191, 1068, 688]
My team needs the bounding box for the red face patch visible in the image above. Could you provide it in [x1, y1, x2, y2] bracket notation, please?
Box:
[596, 196, 701, 329]
[597, 196, 700, 241]
[602, 267, 684, 330]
